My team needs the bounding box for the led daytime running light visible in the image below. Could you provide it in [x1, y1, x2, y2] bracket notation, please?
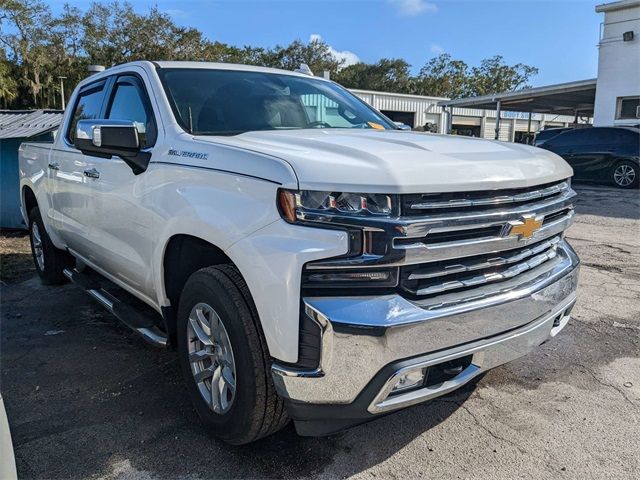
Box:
[278, 189, 394, 223]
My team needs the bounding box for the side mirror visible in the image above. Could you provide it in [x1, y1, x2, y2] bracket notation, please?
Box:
[74, 119, 150, 174]
[394, 122, 412, 131]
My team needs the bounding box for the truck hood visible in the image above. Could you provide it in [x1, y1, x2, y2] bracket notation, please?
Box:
[196, 129, 573, 193]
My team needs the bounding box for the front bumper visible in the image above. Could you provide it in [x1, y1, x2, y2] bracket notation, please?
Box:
[272, 241, 579, 435]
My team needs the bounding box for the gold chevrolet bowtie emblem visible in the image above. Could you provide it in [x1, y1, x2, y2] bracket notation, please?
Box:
[508, 216, 543, 239]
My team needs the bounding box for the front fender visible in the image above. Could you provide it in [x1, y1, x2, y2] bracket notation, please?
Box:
[226, 220, 348, 363]
[145, 163, 349, 362]
[147, 163, 284, 307]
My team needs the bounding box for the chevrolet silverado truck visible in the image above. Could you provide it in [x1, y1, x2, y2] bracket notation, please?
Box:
[19, 61, 579, 444]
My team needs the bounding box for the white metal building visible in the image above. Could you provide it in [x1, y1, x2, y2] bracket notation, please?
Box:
[594, 0, 640, 126]
[350, 89, 579, 142]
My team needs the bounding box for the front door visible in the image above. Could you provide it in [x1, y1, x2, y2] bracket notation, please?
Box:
[81, 74, 159, 299]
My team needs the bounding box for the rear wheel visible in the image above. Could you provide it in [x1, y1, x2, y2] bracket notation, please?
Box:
[177, 264, 288, 444]
[611, 161, 639, 189]
[28, 207, 72, 285]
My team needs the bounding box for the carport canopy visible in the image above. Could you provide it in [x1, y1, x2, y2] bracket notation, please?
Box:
[438, 78, 597, 139]
[439, 78, 596, 116]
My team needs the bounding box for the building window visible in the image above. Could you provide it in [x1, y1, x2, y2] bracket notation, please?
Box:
[616, 96, 640, 119]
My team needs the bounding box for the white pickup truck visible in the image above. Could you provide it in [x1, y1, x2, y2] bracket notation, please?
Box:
[19, 61, 579, 444]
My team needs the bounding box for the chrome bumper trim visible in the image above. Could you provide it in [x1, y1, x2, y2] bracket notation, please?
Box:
[271, 243, 579, 405]
[368, 294, 575, 413]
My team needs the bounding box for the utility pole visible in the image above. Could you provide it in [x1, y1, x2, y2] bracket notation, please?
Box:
[58, 77, 67, 110]
[494, 99, 502, 140]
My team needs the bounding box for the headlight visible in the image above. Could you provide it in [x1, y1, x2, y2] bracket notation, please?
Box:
[278, 189, 396, 223]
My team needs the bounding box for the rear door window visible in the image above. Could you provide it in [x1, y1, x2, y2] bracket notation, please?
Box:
[546, 130, 585, 147]
[612, 128, 639, 144]
[583, 128, 618, 145]
[66, 81, 107, 143]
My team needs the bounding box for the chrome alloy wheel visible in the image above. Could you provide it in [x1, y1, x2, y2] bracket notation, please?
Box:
[31, 222, 45, 271]
[187, 302, 237, 414]
[613, 164, 636, 187]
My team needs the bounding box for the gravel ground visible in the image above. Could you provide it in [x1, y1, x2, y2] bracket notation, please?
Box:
[0, 231, 33, 285]
[1, 184, 638, 480]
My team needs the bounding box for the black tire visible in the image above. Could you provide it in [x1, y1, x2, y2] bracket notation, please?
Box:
[177, 264, 288, 445]
[611, 160, 639, 189]
[28, 206, 72, 285]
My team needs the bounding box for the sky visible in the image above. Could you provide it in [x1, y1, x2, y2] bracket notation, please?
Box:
[49, 0, 603, 87]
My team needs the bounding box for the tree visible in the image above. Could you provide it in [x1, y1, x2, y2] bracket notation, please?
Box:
[467, 55, 538, 96]
[414, 53, 538, 99]
[334, 58, 414, 93]
[0, 0, 85, 108]
[0, 57, 18, 107]
[260, 38, 344, 75]
[80, 2, 210, 66]
[0, 0, 55, 106]
[200, 42, 267, 65]
[415, 54, 470, 98]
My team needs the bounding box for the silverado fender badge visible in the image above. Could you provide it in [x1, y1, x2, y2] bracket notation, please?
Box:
[505, 215, 544, 239]
[168, 148, 209, 160]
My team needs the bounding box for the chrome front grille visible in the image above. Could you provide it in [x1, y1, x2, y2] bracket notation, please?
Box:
[402, 180, 570, 216]
[400, 236, 561, 298]
[304, 179, 576, 307]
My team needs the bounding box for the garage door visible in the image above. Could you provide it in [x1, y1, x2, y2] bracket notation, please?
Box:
[484, 119, 512, 141]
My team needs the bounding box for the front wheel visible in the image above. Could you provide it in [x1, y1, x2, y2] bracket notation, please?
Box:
[28, 207, 72, 285]
[177, 264, 288, 444]
[611, 161, 639, 189]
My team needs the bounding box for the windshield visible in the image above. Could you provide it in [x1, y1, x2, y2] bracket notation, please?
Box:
[158, 68, 396, 135]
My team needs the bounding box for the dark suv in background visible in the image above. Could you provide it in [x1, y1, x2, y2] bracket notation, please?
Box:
[539, 127, 640, 189]
[533, 127, 572, 147]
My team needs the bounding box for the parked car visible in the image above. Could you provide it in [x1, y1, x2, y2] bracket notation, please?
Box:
[533, 127, 572, 147]
[539, 126, 640, 188]
[19, 61, 579, 444]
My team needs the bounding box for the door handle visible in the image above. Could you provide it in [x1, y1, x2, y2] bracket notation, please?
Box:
[48, 162, 60, 170]
[83, 168, 100, 179]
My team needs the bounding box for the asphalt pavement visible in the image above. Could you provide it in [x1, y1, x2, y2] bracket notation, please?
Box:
[1, 184, 638, 479]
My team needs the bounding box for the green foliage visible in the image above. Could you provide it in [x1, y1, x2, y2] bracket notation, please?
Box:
[413, 54, 539, 99]
[0, 57, 18, 107]
[0, 0, 539, 109]
[333, 53, 537, 99]
[415, 54, 470, 98]
[259, 38, 344, 73]
[334, 59, 414, 93]
[468, 55, 539, 96]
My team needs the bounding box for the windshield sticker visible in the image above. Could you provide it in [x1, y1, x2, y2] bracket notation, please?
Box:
[367, 122, 385, 130]
[168, 149, 209, 160]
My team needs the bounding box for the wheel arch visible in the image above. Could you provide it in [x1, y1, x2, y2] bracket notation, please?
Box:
[160, 233, 258, 346]
[22, 185, 38, 220]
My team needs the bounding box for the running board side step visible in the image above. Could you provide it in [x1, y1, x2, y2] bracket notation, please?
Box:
[63, 268, 168, 348]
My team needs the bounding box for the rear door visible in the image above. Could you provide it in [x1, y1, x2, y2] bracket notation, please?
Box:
[80, 73, 159, 297]
[543, 130, 583, 176]
[569, 129, 619, 181]
[50, 78, 111, 253]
